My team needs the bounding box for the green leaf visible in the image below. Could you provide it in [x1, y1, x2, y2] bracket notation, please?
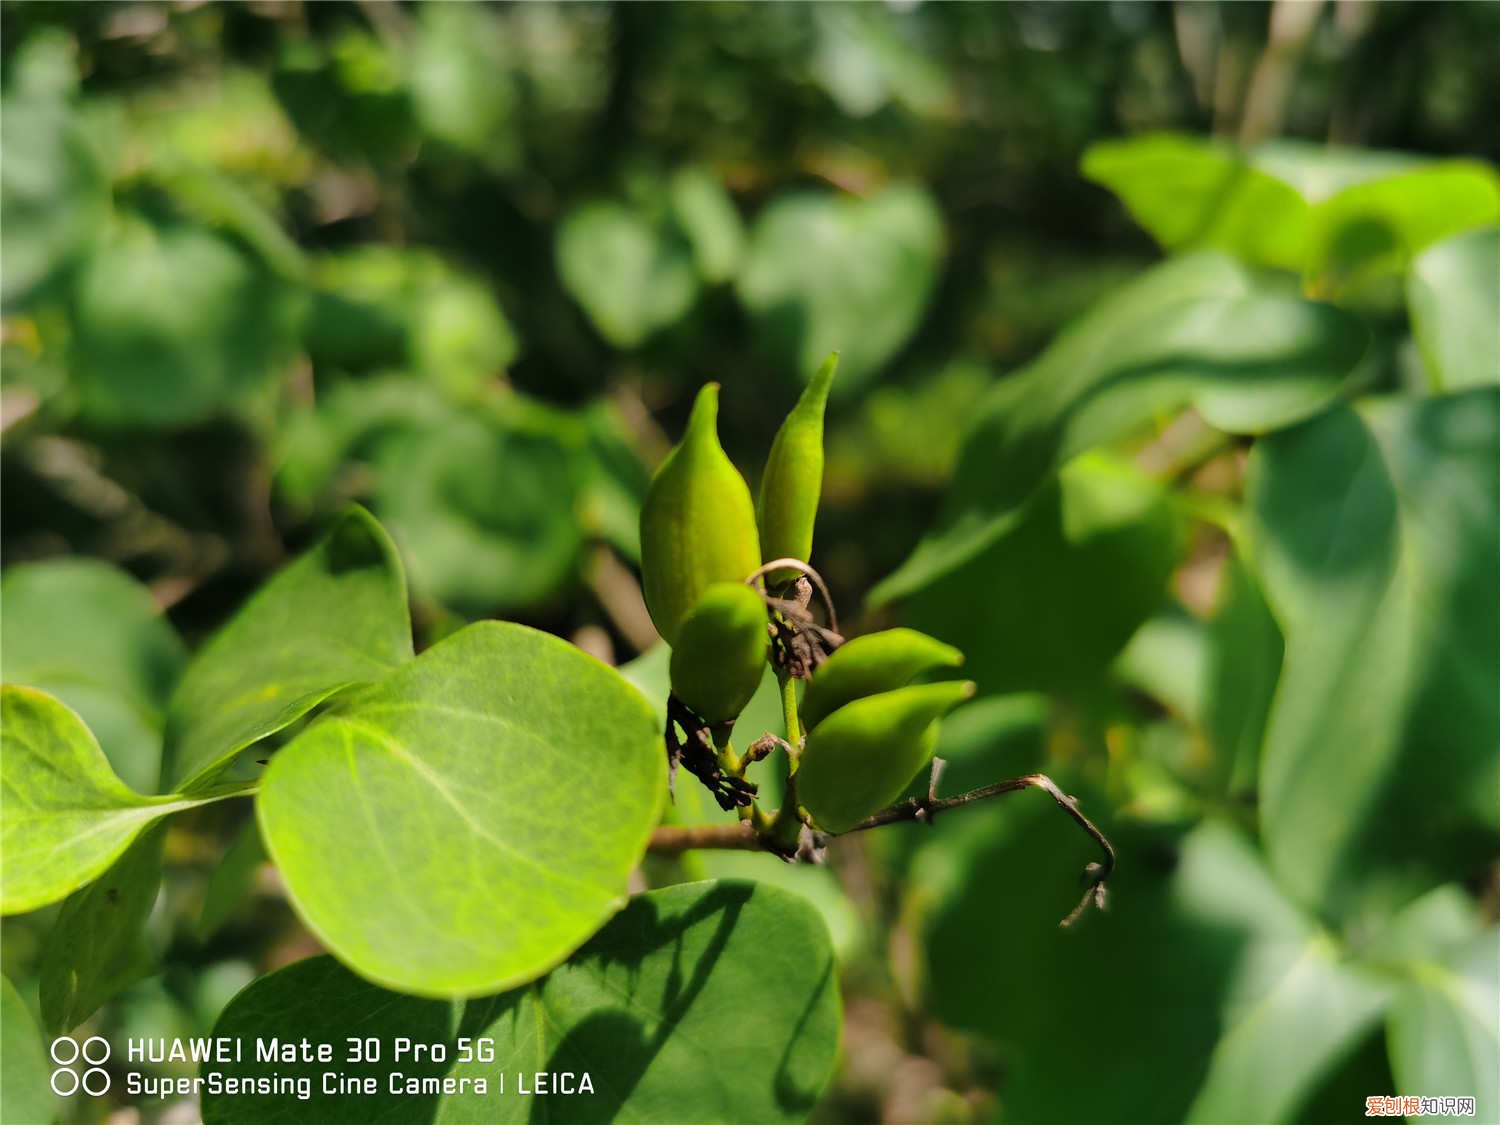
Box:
[556, 200, 699, 348]
[1083, 133, 1310, 271]
[306, 247, 517, 394]
[668, 166, 744, 284]
[1249, 391, 1500, 922]
[410, 1, 519, 169]
[1, 975, 55, 1125]
[162, 506, 412, 792]
[922, 815, 1386, 1124]
[39, 826, 164, 1033]
[1, 559, 185, 792]
[0, 88, 108, 306]
[1185, 936, 1389, 1124]
[873, 253, 1368, 603]
[904, 454, 1180, 695]
[0, 686, 229, 915]
[737, 185, 943, 392]
[1083, 134, 1500, 282]
[1307, 163, 1500, 287]
[69, 219, 299, 426]
[202, 881, 839, 1124]
[257, 621, 664, 997]
[1407, 227, 1500, 392]
[1202, 554, 1283, 800]
[369, 402, 583, 614]
[197, 818, 265, 942]
[1387, 931, 1499, 1107]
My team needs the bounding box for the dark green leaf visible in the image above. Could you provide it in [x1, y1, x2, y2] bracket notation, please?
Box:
[70, 220, 299, 425]
[203, 881, 840, 1123]
[162, 506, 412, 792]
[1250, 392, 1500, 920]
[873, 253, 1368, 602]
[257, 621, 664, 996]
[905, 454, 1180, 695]
[923, 815, 1387, 1124]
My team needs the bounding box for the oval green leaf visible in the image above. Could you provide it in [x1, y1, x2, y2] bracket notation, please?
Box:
[256, 621, 665, 997]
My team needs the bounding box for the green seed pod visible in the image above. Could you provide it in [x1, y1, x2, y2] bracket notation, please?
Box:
[796, 680, 975, 834]
[800, 627, 963, 731]
[756, 352, 838, 583]
[640, 384, 762, 645]
[669, 582, 770, 723]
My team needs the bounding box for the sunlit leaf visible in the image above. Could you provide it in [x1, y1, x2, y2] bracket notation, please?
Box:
[257, 622, 664, 996]
[0, 686, 229, 915]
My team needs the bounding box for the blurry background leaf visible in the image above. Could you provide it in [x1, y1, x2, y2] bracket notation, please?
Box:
[69, 219, 300, 426]
[922, 815, 1388, 1124]
[196, 818, 265, 943]
[1, 559, 184, 792]
[905, 454, 1180, 696]
[409, 1, 519, 170]
[556, 199, 700, 349]
[873, 254, 1369, 602]
[305, 246, 517, 395]
[1386, 931, 1500, 1108]
[738, 185, 943, 391]
[1406, 227, 1500, 392]
[0, 32, 107, 308]
[1249, 392, 1500, 924]
[1083, 133, 1310, 272]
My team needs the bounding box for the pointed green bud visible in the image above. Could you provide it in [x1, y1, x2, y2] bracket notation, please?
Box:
[640, 384, 762, 645]
[669, 582, 769, 724]
[756, 352, 837, 583]
[796, 680, 976, 834]
[800, 627, 964, 732]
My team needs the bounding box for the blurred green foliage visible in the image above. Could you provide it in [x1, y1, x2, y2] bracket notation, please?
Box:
[2, 2, 1498, 1122]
